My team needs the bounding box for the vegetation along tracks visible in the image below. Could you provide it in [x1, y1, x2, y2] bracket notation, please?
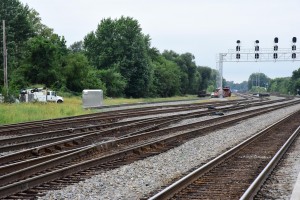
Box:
[0, 99, 298, 199]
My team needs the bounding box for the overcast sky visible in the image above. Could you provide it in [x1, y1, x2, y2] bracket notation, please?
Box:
[19, 0, 300, 83]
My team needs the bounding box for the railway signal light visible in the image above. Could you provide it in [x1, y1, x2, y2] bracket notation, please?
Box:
[291, 37, 296, 58]
[274, 37, 278, 52]
[254, 40, 259, 52]
[273, 53, 278, 59]
[255, 53, 259, 59]
[292, 37, 297, 43]
[236, 40, 241, 59]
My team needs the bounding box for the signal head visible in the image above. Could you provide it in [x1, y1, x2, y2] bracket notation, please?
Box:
[292, 37, 297, 43]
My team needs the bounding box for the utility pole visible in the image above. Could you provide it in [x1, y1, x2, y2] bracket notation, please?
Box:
[3, 20, 8, 93]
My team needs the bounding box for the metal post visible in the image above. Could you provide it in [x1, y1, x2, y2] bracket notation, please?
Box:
[3, 20, 8, 93]
[218, 53, 224, 97]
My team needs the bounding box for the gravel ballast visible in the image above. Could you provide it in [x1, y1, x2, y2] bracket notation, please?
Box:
[40, 102, 300, 200]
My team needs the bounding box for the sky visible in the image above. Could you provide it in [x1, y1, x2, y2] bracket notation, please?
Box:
[19, 0, 300, 83]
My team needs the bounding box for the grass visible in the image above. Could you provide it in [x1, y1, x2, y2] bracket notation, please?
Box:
[0, 95, 200, 125]
[0, 97, 92, 125]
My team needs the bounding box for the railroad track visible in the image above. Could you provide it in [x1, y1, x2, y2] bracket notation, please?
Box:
[147, 108, 300, 199]
[0, 98, 292, 165]
[0, 99, 298, 199]
[0, 98, 261, 136]
[0, 98, 285, 151]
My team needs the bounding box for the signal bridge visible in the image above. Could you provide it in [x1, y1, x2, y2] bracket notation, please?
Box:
[216, 37, 299, 95]
[219, 48, 300, 62]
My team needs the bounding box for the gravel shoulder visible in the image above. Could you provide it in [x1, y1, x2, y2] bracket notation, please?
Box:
[40, 99, 300, 200]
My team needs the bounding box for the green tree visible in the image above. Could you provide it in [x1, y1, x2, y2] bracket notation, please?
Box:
[84, 16, 152, 97]
[162, 50, 188, 95]
[20, 34, 67, 88]
[98, 67, 126, 97]
[63, 53, 93, 92]
[162, 51, 199, 95]
[0, 0, 35, 85]
[69, 41, 83, 53]
[248, 73, 270, 90]
[269, 77, 291, 94]
[176, 53, 197, 94]
[197, 66, 212, 91]
[290, 68, 300, 95]
[82, 69, 106, 94]
[151, 56, 181, 97]
[226, 81, 248, 92]
[26, 7, 53, 36]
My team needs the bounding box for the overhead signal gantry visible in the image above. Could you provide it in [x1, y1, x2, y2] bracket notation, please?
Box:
[216, 37, 299, 95]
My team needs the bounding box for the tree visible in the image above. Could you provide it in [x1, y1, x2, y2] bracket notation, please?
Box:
[162, 50, 187, 95]
[83, 16, 152, 97]
[269, 77, 291, 94]
[290, 68, 300, 95]
[98, 67, 126, 97]
[248, 73, 270, 90]
[197, 66, 212, 91]
[63, 53, 93, 92]
[226, 81, 248, 92]
[69, 41, 83, 53]
[151, 56, 181, 97]
[0, 0, 35, 85]
[20, 34, 67, 88]
[82, 69, 106, 94]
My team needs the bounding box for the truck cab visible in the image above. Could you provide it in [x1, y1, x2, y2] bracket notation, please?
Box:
[47, 91, 63, 103]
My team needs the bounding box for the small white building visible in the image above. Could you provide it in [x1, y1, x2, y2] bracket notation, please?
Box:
[82, 89, 103, 108]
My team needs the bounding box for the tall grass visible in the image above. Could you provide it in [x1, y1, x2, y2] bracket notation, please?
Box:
[0, 97, 92, 125]
[0, 95, 200, 125]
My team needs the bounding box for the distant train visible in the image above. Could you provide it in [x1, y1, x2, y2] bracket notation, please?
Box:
[211, 87, 232, 98]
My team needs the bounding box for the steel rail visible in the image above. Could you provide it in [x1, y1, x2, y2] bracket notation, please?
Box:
[0, 99, 297, 167]
[240, 124, 300, 199]
[0, 98, 287, 152]
[148, 111, 298, 200]
[0, 99, 259, 135]
[0, 101, 297, 197]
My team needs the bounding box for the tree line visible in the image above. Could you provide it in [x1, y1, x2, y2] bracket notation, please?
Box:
[0, 0, 217, 99]
[244, 72, 300, 95]
[1, 0, 300, 100]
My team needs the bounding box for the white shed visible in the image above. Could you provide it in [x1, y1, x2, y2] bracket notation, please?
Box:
[82, 89, 103, 108]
